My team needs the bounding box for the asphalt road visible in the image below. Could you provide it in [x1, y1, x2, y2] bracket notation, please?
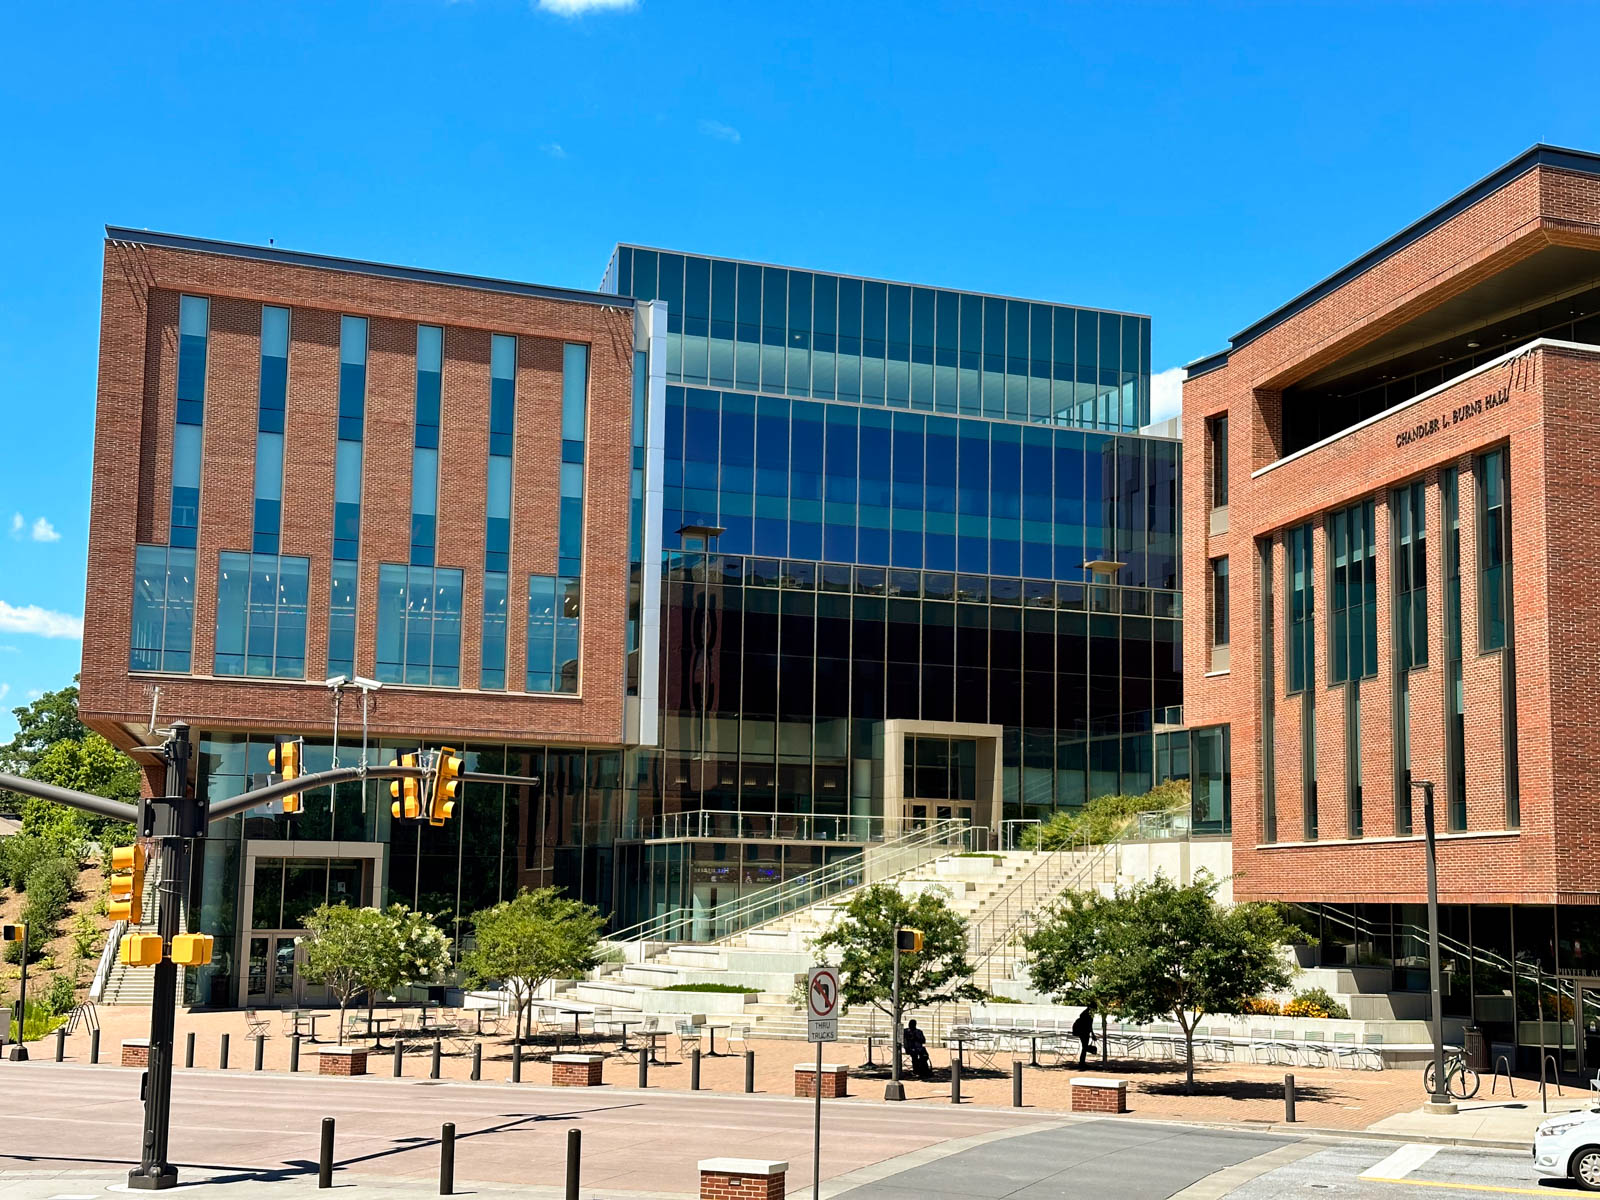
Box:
[0, 1061, 1567, 1199]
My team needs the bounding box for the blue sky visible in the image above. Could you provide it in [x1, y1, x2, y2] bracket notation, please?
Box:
[2, 0, 1597, 738]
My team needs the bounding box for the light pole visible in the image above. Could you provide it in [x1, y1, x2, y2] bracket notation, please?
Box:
[885, 931, 905, 1101]
[1413, 778, 1456, 1114]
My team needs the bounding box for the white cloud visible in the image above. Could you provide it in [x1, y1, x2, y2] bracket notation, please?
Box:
[0, 684, 9, 703]
[0, 645, 16, 653]
[25, 689, 42, 700]
[698, 119, 742, 144]
[30, 517, 60, 543]
[7, 513, 20, 540]
[541, 142, 568, 159]
[1150, 366, 1184, 425]
[0, 601, 83, 639]
[535, 0, 636, 14]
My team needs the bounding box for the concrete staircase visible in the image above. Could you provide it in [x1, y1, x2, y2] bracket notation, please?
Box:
[572, 848, 1121, 1039]
[99, 855, 184, 1006]
[1288, 962, 1430, 1021]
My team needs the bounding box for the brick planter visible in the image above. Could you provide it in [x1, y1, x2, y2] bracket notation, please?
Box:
[1070, 1076, 1129, 1113]
[793, 1062, 849, 1098]
[318, 1046, 369, 1076]
[121, 1039, 150, 1068]
[699, 1158, 787, 1200]
[552, 1053, 605, 1086]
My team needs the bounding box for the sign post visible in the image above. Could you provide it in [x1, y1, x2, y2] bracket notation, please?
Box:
[807, 965, 839, 1200]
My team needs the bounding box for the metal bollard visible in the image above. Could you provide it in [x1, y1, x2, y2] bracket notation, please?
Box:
[56, 1026, 66, 1062]
[565, 1128, 581, 1200]
[1012, 1060, 1023, 1108]
[439, 1122, 455, 1195]
[91, 1027, 101, 1065]
[471, 1041, 481, 1082]
[512, 1040, 522, 1083]
[291, 1033, 301, 1073]
[393, 1042, 404, 1078]
[220, 1032, 230, 1070]
[638, 1046, 648, 1088]
[744, 1049, 755, 1094]
[254, 1035, 265, 1072]
[185, 1031, 195, 1069]
[431, 1038, 441, 1080]
[1284, 1073, 1296, 1123]
[865, 1035, 875, 1067]
[319, 1117, 335, 1189]
[690, 1047, 701, 1091]
[951, 1055, 962, 1104]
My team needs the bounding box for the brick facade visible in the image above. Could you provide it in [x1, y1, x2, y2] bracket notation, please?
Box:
[551, 1053, 605, 1086]
[121, 1040, 150, 1068]
[698, 1160, 788, 1200]
[318, 1047, 368, 1076]
[1184, 154, 1600, 906]
[82, 235, 635, 755]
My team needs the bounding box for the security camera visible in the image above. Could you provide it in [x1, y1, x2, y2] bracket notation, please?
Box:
[351, 676, 384, 691]
[323, 674, 350, 689]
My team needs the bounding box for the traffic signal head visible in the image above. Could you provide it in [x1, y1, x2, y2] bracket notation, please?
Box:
[169, 933, 214, 967]
[119, 933, 163, 967]
[896, 928, 924, 953]
[109, 843, 147, 924]
[268, 737, 304, 815]
[430, 747, 462, 826]
[0, 923, 24, 943]
[390, 753, 420, 821]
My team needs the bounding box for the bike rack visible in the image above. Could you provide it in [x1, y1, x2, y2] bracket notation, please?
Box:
[1545, 1054, 1565, 1097]
[1491, 1054, 1516, 1097]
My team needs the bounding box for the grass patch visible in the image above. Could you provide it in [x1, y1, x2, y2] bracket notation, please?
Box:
[656, 982, 758, 994]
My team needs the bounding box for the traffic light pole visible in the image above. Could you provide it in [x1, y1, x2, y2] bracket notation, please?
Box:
[128, 721, 192, 1190]
[9, 930, 27, 1060]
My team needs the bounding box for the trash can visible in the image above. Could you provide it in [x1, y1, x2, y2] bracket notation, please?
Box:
[1463, 1026, 1489, 1071]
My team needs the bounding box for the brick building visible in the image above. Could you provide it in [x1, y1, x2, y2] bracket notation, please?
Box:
[82, 230, 1178, 1007]
[1183, 145, 1600, 1069]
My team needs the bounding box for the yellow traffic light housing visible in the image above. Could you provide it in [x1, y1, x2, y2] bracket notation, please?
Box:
[430, 747, 462, 826]
[390, 753, 420, 821]
[896, 927, 923, 953]
[119, 933, 164, 967]
[169, 933, 214, 967]
[268, 737, 303, 814]
[109, 843, 147, 924]
[0, 923, 25, 943]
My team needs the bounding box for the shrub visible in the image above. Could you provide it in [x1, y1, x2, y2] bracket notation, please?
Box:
[0, 833, 58, 891]
[70, 913, 99, 960]
[656, 982, 758, 994]
[1284, 987, 1349, 1020]
[3, 855, 80, 963]
[1240, 995, 1281, 1016]
[45, 972, 77, 1015]
[1021, 780, 1190, 850]
[6, 999, 66, 1044]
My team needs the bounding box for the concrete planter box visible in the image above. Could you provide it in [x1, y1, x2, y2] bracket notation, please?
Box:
[935, 855, 998, 878]
[1070, 1077, 1128, 1113]
[700, 1159, 787, 1200]
[794, 1063, 849, 1097]
[642, 990, 757, 1016]
[121, 1039, 150, 1068]
[318, 1046, 369, 1076]
[552, 1053, 605, 1086]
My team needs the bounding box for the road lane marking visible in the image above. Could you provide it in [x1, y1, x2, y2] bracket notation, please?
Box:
[1364, 1179, 1551, 1195]
[1170, 1142, 1322, 1198]
[1361, 1144, 1441, 1180]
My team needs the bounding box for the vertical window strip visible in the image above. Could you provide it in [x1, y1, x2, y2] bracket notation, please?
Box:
[1259, 539, 1277, 842]
[253, 305, 289, 556]
[627, 347, 647, 696]
[1210, 557, 1229, 646]
[482, 333, 515, 688]
[1209, 414, 1228, 508]
[1328, 499, 1376, 684]
[559, 343, 589, 578]
[130, 544, 196, 673]
[1442, 467, 1466, 830]
[171, 295, 209, 549]
[1478, 449, 1519, 826]
[1286, 523, 1314, 693]
[411, 325, 443, 567]
[329, 315, 367, 676]
[526, 574, 581, 693]
[1393, 480, 1426, 837]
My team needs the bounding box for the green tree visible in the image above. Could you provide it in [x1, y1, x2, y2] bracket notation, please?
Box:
[460, 888, 605, 1043]
[810, 884, 984, 1041]
[1025, 873, 1292, 1090]
[1, 680, 137, 850]
[298, 904, 452, 1034]
[1, 681, 91, 774]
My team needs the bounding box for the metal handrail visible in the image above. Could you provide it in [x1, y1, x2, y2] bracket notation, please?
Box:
[604, 818, 972, 945]
[90, 919, 128, 1003]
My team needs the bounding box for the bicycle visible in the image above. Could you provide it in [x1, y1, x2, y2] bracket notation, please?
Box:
[1423, 1050, 1480, 1100]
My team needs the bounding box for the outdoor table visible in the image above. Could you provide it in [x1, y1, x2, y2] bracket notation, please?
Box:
[366, 1016, 397, 1049]
[612, 1018, 642, 1050]
[295, 1012, 325, 1043]
[703, 1022, 732, 1056]
[640, 1029, 666, 1064]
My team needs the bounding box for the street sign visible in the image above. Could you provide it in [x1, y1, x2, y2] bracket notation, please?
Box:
[807, 965, 839, 1043]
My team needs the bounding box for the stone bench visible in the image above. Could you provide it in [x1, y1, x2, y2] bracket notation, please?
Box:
[794, 1062, 849, 1098]
[318, 1046, 369, 1076]
[1070, 1076, 1129, 1113]
[122, 1039, 150, 1068]
[552, 1053, 606, 1086]
[699, 1158, 787, 1200]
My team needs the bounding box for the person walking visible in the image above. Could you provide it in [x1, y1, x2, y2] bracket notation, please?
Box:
[1071, 1002, 1097, 1068]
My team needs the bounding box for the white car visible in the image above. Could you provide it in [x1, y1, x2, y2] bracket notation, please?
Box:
[1534, 1106, 1600, 1189]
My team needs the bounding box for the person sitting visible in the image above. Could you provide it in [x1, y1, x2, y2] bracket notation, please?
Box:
[902, 1018, 932, 1079]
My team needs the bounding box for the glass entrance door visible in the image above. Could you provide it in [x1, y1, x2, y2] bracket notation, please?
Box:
[246, 934, 305, 1007]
